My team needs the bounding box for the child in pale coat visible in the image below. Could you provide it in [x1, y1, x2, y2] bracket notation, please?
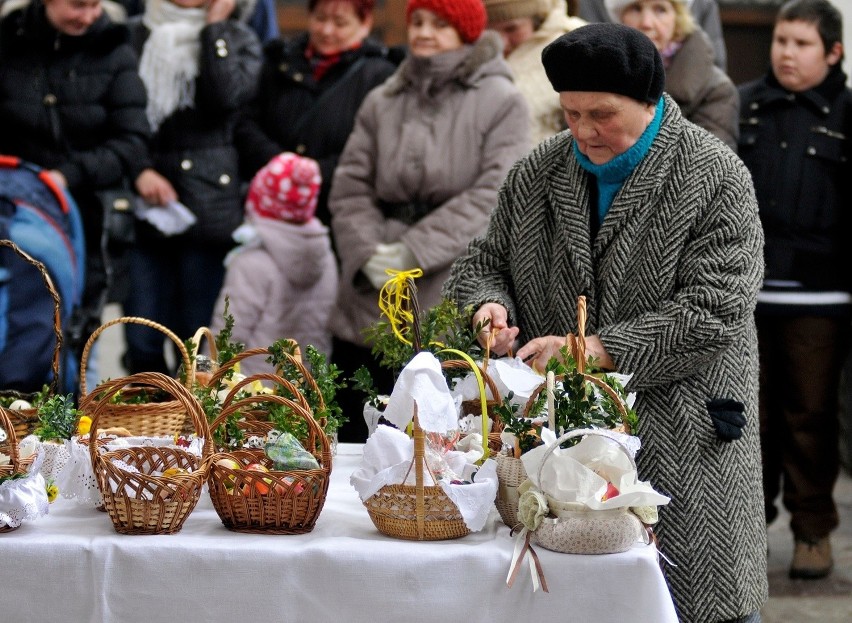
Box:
[210, 153, 337, 376]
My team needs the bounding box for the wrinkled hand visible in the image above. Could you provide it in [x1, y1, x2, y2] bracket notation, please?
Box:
[206, 0, 236, 23]
[516, 334, 614, 373]
[135, 168, 177, 206]
[472, 303, 518, 355]
[361, 242, 417, 290]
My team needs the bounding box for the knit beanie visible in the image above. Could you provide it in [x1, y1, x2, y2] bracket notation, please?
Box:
[245, 153, 321, 224]
[406, 0, 487, 44]
[483, 0, 550, 23]
[604, 0, 685, 23]
[541, 23, 664, 103]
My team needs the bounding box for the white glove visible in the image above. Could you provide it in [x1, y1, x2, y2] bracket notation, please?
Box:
[361, 242, 418, 290]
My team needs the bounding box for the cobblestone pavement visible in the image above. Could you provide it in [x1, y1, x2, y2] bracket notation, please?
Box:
[96, 304, 852, 621]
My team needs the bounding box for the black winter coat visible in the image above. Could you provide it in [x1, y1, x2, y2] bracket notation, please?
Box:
[234, 34, 397, 225]
[0, 2, 149, 237]
[129, 18, 262, 247]
[738, 67, 852, 293]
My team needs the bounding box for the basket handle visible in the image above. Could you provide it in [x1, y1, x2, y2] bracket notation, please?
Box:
[189, 326, 217, 382]
[209, 389, 330, 462]
[0, 239, 61, 397]
[535, 428, 636, 487]
[439, 357, 498, 461]
[0, 406, 21, 471]
[79, 317, 193, 397]
[217, 372, 312, 416]
[86, 372, 212, 472]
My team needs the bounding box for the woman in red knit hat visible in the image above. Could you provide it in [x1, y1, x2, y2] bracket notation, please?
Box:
[328, 0, 530, 442]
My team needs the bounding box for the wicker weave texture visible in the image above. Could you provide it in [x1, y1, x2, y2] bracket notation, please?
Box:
[88, 372, 212, 535]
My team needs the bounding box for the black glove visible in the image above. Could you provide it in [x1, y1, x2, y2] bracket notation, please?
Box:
[706, 398, 746, 442]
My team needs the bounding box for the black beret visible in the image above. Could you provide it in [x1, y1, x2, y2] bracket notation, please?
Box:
[541, 23, 665, 104]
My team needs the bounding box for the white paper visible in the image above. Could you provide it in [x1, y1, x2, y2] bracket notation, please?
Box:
[135, 198, 197, 236]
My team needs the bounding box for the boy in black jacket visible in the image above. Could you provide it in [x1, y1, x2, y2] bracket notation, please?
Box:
[738, 0, 851, 581]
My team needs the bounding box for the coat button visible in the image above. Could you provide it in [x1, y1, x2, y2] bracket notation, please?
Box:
[293, 72, 304, 82]
[279, 63, 289, 72]
[43, 93, 57, 106]
[780, 141, 787, 149]
[217, 47, 228, 58]
[295, 144, 306, 154]
[219, 174, 231, 185]
[750, 102, 759, 110]
[215, 38, 226, 47]
[181, 159, 193, 170]
[807, 146, 816, 155]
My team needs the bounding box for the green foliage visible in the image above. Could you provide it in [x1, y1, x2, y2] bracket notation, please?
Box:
[214, 298, 245, 368]
[266, 340, 348, 439]
[362, 299, 483, 374]
[350, 366, 381, 408]
[494, 346, 637, 454]
[33, 394, 79, 441]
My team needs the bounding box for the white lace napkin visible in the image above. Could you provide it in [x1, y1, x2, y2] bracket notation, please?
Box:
[0, 449, 49, 528]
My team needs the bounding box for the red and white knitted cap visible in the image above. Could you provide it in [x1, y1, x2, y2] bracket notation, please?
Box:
[245, 152, 321, 224]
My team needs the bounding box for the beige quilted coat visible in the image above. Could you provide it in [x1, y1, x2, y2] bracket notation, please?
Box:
[329, 31, 530, 346]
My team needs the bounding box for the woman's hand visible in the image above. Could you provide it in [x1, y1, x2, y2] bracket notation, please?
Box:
[135, 168, 178, 206]
[515, 335, 565, 373]
[472, 303, 519, 355]
[206, 0, 236, 23]
[516, 334, 615, 373]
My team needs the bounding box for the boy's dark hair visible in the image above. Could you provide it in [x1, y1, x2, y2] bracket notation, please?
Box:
[777, 0, 843, 60]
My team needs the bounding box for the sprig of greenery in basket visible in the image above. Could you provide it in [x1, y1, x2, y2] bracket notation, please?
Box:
[33, 394, 80, 442]
[266, 340, 347, 441]
[494, 346, 637, 454]
[354, 298, 486, 403]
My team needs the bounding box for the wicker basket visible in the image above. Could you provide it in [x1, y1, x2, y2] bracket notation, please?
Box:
[494, 295, 632, 528]
[88, 372, 212, 535]
[363, 407, 470, 541]
[79, 317, 195, 437]
[207, 389, 331, 534]
[1, 405, 47, 532]
[530, 429, 643, 555]
[0, 239, 63, 439]
[441, 359, 504, 454]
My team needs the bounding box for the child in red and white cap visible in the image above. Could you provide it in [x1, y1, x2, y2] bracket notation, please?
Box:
[210, 153, 338, 374]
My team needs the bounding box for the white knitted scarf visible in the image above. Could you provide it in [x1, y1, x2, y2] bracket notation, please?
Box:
[138, 1, 207, 131]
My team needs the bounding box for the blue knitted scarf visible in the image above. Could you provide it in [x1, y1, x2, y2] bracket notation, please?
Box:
[573, 98, 664, 225]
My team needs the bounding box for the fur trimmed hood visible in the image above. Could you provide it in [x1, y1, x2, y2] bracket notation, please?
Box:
[383, 30, 510, 96]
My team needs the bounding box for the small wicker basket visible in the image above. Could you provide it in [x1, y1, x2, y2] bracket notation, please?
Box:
[78, 317, 195, 437]
[207, 388, 331, 534]
[363, 406, 470, 541]
[87, 372, 212, 535]
[494, 295, 632, 529]
[0, 239, 63, 439]
[1, 406, 46, 533]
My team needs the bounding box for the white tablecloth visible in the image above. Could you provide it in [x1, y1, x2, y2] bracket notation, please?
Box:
[0, 444, 677, 623]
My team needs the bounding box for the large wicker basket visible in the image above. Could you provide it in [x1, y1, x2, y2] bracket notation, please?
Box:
[0, 239, 63, 439]
[363, 407, 470, 541]
[79, 317, 195, 437]
[88, 372, 212, 535]
[207, 388, 331, 534]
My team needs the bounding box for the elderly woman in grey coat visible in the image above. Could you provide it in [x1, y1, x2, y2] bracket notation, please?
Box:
[329, 0, 529, 441]
[445, 24, 766, 623]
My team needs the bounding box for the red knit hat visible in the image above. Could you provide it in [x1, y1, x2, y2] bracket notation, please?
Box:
[406, 0, 487, 44]
[245, 153, 321, 224]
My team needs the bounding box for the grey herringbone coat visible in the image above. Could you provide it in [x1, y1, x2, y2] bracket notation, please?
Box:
[445, 96, 768, 622]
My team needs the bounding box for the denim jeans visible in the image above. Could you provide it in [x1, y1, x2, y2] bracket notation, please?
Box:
[123, 237, 227, 374]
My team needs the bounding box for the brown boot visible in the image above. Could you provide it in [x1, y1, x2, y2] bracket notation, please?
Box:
[789, 537, 833, 579]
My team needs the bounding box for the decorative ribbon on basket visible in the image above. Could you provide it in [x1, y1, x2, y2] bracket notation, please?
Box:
[87, 372, 213, 535]
[0, 406, 50, 532]
[207, 387, 332, 534]
[507, 428, 669, 592]
[79, 317, 196, 437]
[0, 239, 62, 439]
